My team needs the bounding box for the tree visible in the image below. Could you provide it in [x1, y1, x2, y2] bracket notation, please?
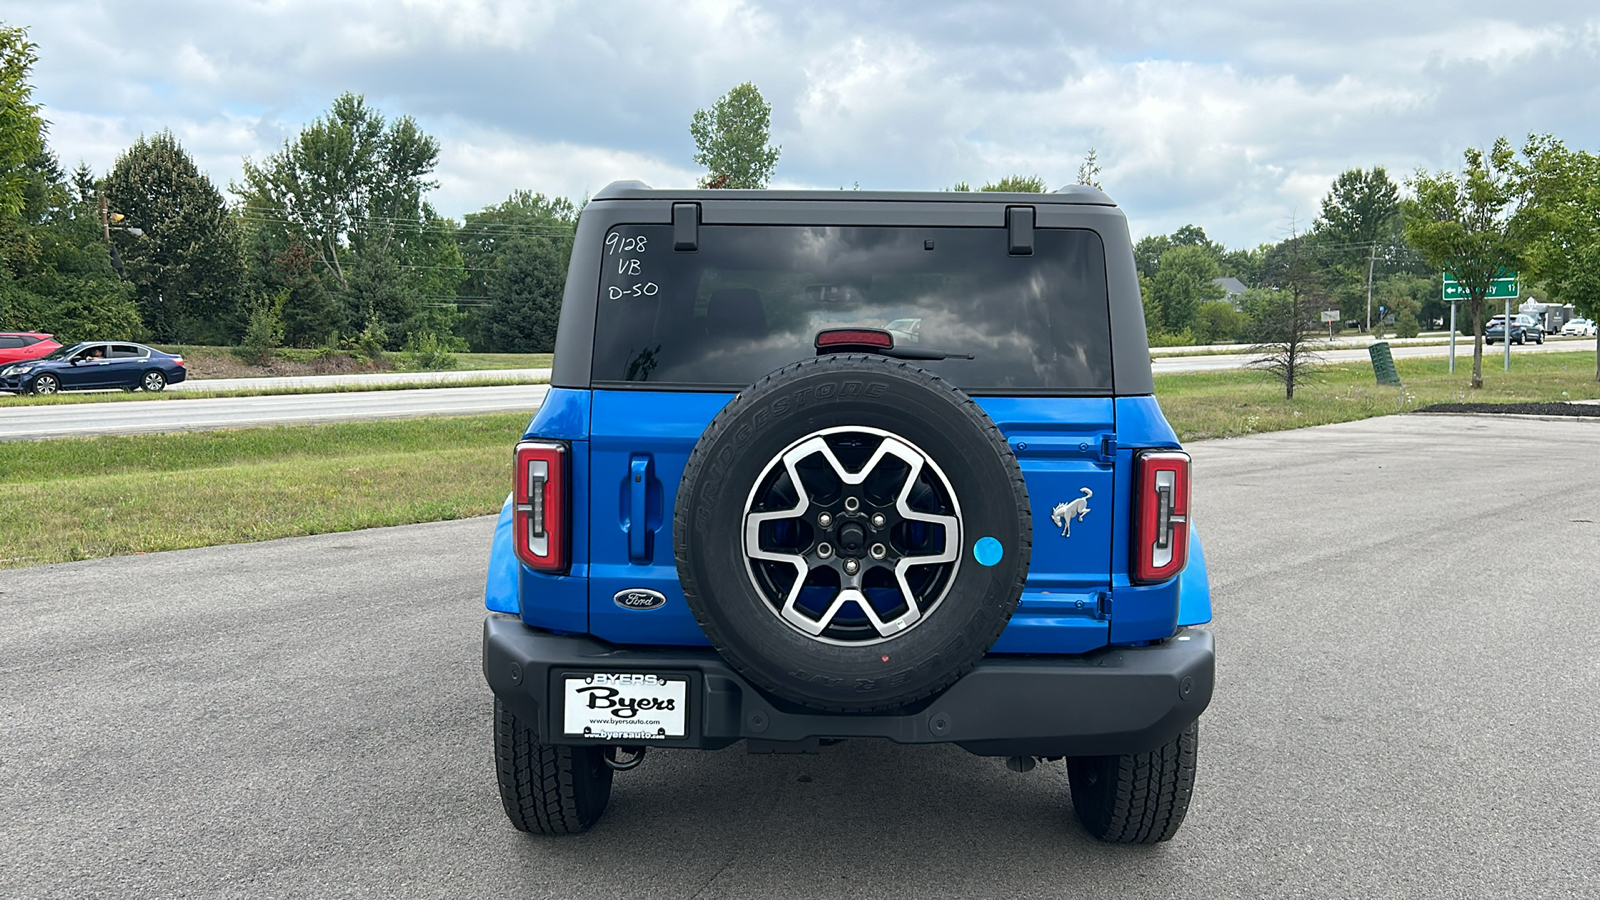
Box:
[458, 190, 576, 352]
[1317, 167, 1401, 253]
[0, 150, 140, 342]
[1134, 225, 1222, 280]
[1219, 245, 1267, 287]
[1515, 133, 1600, 381]
[477, 237, 568, 353]
[0, 24, 44, 218]
[238, 93, 462, 345]
[238, 93, 441, 292]
[1247, 222, 1325, 399]
[104, 131, 244, 344]
[982, 174, 1047, 192]
[1403, 139, 1525, 389]
[690, 82, 780, 189]
[1151, 244, 1224, 334]
[1076, 148, 1102, 188]
[1315, 167, 1406, 331]
[950, 174, 1048, 192]
[1192, 300, 1248, 345]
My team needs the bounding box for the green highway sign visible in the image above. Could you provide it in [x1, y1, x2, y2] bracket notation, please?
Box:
[1442, 270, 1518, 301]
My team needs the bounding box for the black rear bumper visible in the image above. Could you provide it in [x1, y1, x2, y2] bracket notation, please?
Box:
[482, 614, 1214, 758]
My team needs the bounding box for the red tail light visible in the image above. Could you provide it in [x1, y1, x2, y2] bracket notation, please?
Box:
[514, 441, 569, 573]
[1132, 450, 1190, 583]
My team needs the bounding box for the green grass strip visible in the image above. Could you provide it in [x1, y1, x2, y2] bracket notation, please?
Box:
[1156, 348, 1600, 441]
[0, 414, 529, 568]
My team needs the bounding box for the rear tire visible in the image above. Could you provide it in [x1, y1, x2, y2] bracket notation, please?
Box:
[1067, 719, 1198, 844]
[494, 699, 613, 834]
[141, 370, 166, 392]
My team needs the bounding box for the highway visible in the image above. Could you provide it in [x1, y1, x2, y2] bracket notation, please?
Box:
[0, 383, 549, 440]
[2, 414, 1595, 898]
[1153, 335, 1587, 373]
[169, 367, 550, 391]
[1, 339, 1591, 440]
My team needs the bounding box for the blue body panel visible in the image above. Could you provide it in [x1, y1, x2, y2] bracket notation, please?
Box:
[514, 389, 593, 634]
[586, 390, 735, 646]
[1177, 523, 1213, 626]
[486, 388, 1213, 653]
[485, 495, 518, 614]
[1106, 396, 1186, 644]
[977, 397, 1115, 654]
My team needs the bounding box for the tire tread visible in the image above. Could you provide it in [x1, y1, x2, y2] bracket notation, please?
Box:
[1067, 719, 1198, 843]
[494, 699, 612, 835]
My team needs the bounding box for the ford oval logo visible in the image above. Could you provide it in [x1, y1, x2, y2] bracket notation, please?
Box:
[613, 589, 667, 611]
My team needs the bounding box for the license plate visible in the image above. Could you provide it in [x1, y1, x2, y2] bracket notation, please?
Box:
[562, 673, 688, 741]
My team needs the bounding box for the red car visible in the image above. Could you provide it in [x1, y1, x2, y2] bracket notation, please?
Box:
[0, 332, 61, 366]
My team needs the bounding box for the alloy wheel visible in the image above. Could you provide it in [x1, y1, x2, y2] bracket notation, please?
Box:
[741, 426, 962, 645]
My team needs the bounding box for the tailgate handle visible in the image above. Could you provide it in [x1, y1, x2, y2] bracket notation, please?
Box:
[628, 456, 653, 563]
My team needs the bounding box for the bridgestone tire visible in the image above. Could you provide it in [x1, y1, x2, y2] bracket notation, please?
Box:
[674, 354, 1031, 712]
[1067, 719, 1199, 844]
[494, 699, 613, 834]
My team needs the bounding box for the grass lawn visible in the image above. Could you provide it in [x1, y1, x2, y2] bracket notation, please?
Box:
[0, 414, 527, 569]
[4, 348, 1596, 570]
[448, 352, 552, 370]
[1156, 348, 1600, 442]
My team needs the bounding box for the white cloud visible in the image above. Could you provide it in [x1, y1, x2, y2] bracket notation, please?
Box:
[9, 0, 1600, 245]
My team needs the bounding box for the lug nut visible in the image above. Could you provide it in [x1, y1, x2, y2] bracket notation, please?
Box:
[817, 542, 833, 559]
[870, 513, 886, 528]
[844, 497, 860, 512]
[818, 512, 833, 528]
[843, 558, 859, 575]
[870, 543, 886, 560]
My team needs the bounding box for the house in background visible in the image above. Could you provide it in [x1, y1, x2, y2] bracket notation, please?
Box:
[1212, 277, 1247, 310]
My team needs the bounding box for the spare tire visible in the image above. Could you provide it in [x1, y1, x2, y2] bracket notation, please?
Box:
[673, 354, 1031, 712]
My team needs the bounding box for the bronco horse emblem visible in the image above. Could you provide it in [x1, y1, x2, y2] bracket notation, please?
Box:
[1051, 489, 1093, 537]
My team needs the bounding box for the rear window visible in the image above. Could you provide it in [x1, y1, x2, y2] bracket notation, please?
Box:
[590, 225, 1112, 393]
[110, 345, 144, 358]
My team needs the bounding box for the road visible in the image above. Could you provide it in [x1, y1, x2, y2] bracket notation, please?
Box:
[3, 414, 1596, 899]
[3, 340, 1591, 439]
[1153, 336, 1585, 373]
[172, 368, 550, 392]
[0, 383, 549, 440]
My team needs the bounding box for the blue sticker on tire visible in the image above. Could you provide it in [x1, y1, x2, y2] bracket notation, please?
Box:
[973, 536, 1003, 567]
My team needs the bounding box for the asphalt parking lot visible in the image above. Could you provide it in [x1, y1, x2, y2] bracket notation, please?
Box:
[2, 414, 1596, 899]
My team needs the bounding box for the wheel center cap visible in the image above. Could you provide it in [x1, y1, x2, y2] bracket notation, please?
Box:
[837, 522, 866, 554]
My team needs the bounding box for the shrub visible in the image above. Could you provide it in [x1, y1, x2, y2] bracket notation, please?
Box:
[402, 331, 459, 371]
[342, 314, 388, 364]
[1147, 329, 1198, 348]
[236, 291, 286, 366]
[1395, 309, 1421, 339]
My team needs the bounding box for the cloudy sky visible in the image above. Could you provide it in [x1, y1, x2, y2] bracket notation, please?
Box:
[9, 1, 1600, 247]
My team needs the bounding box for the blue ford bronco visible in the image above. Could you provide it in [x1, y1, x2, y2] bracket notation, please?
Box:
[481, 182, 1214, 843]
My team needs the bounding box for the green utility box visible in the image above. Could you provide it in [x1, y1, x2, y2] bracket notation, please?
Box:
[1368, 341, 1401, 385]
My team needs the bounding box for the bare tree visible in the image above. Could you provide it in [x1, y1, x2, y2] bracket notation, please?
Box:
[1248, 220, 1325, 399]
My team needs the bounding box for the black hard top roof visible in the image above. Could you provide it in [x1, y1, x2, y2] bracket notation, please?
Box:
[591, 180, 1116, 207]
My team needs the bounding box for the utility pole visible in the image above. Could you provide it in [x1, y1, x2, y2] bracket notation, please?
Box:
[1365, 242, 1378, 333]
